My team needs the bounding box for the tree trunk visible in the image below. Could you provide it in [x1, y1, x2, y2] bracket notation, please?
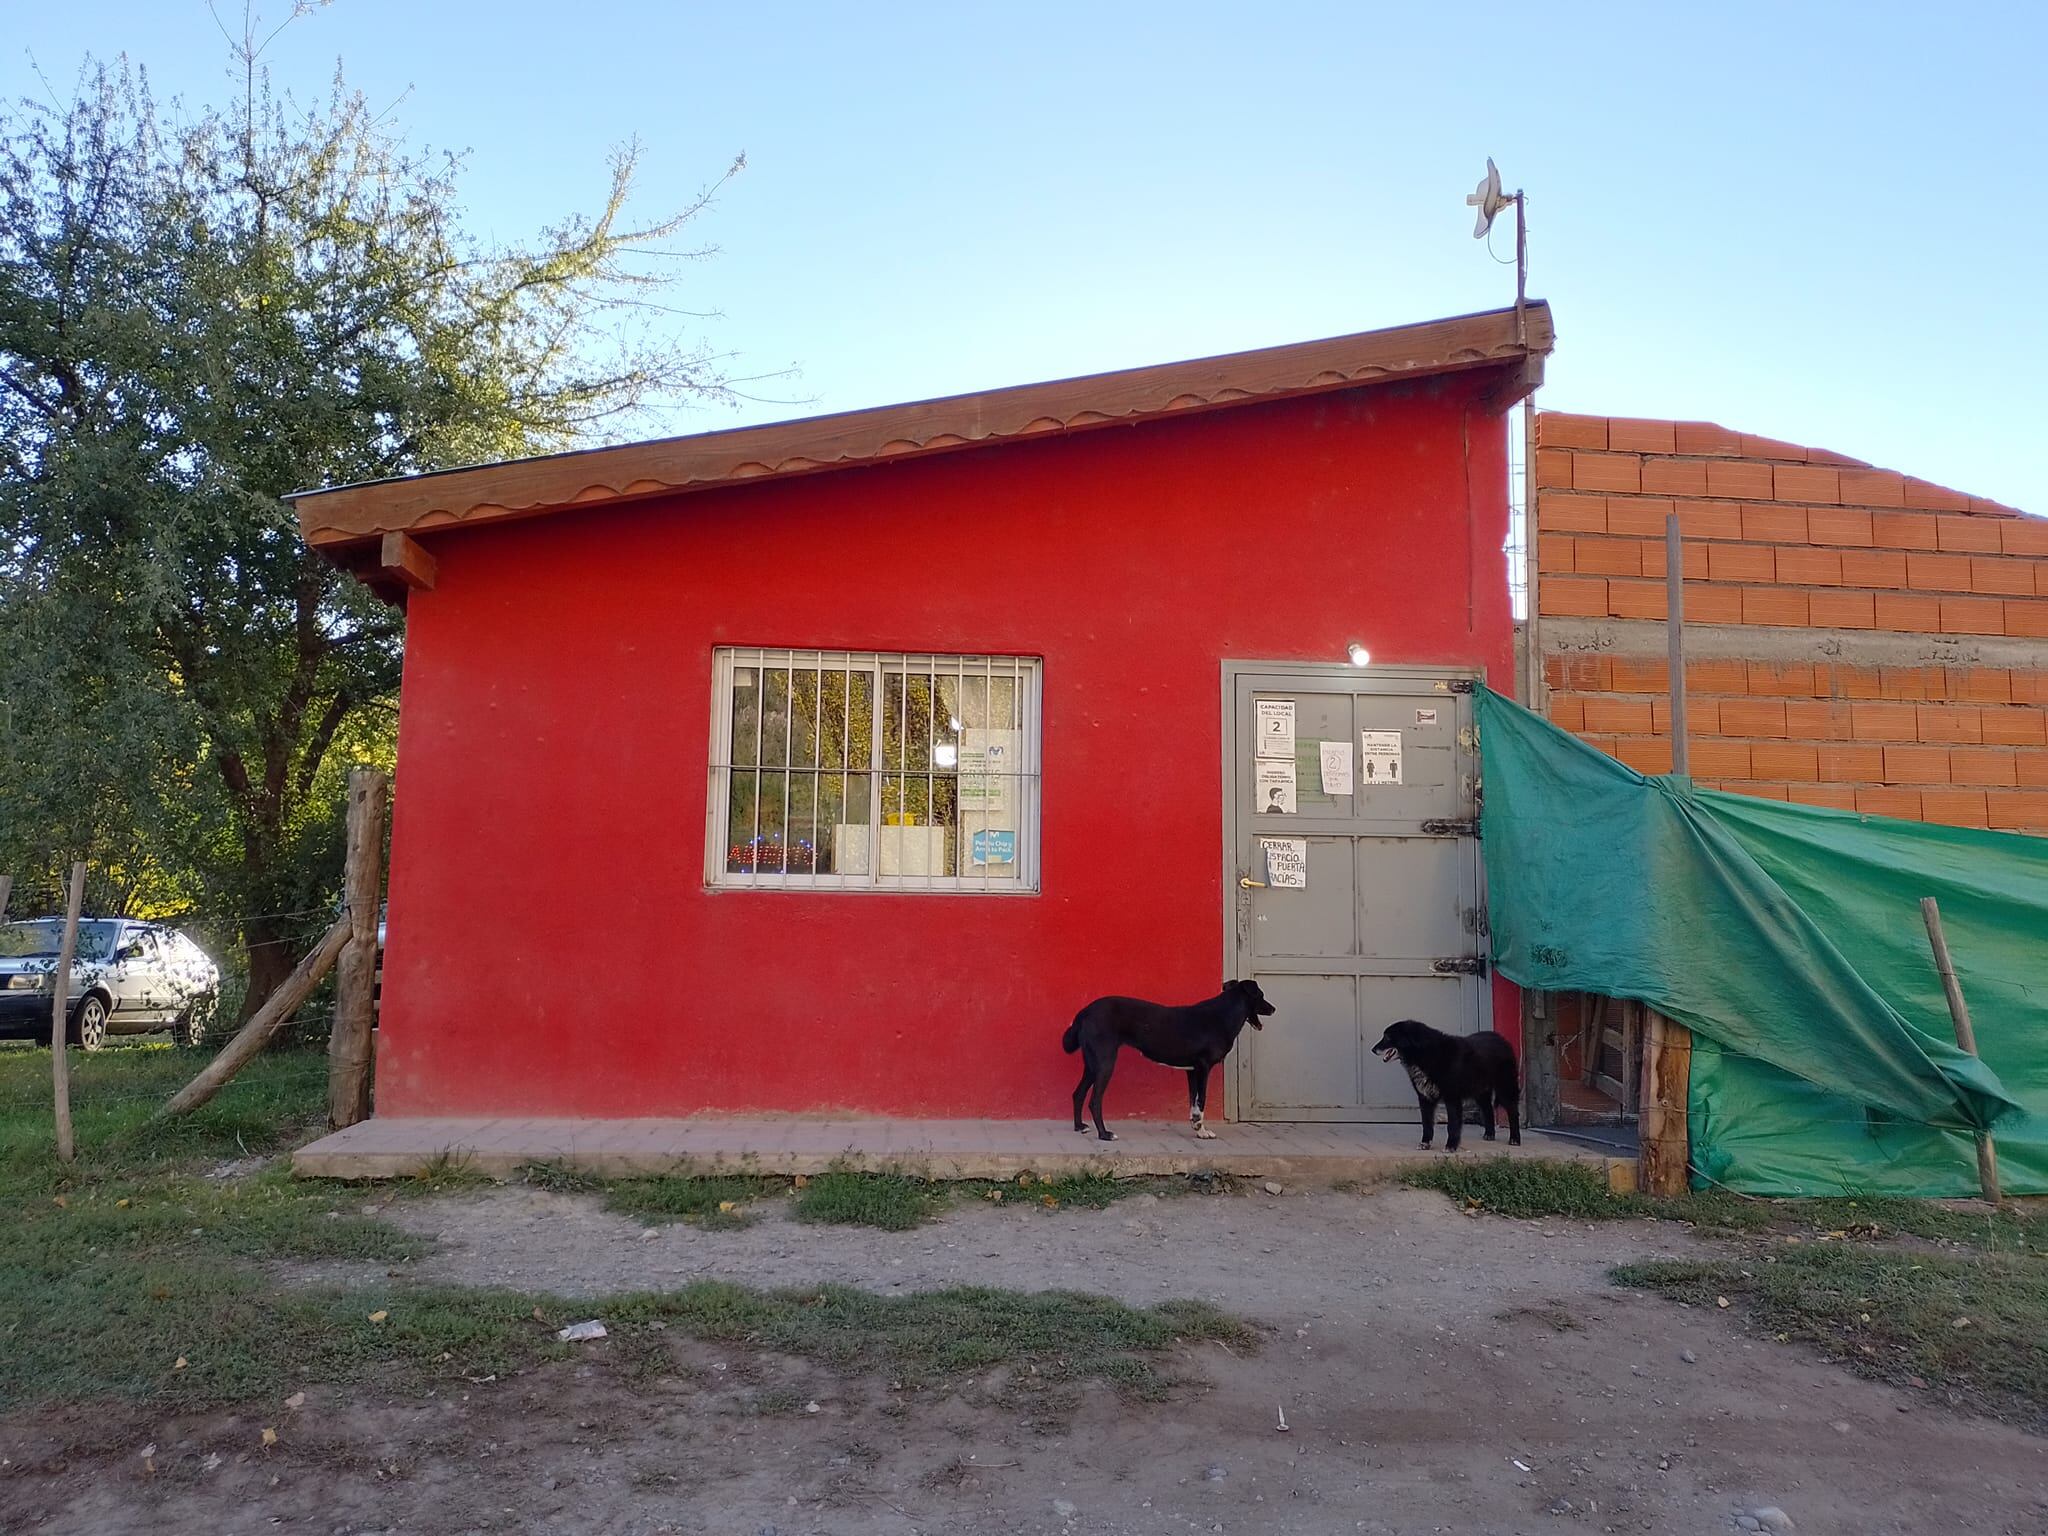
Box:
[162, 915, 350, 1119]
[238, 910, 298, 1026]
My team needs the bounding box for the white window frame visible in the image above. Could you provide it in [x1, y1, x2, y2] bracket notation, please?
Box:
[705, 647, 1043, 894]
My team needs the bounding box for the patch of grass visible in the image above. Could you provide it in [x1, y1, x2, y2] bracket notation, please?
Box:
[1616, 1245, 2048, 1429]
[11, 1169, 421, 1266]
[0, 1266, 1254, 1412]
[1764, 1196, 2047, 1255]
[518, 1159, 607, 1195]
[736, 1385, 806, 1416]
[954, 1169, 1130, 1210]
[787, 1165, 1204, 1229]
[1401, 1157, 1635, 1220]
[1399, 1160, 2048, 1430]
[794, 1171, 938, 1231]
[393, 1150, 492, 1196]
[0, 1051, 1255, 1415]
[1495, 1303, 1581, 1333]
[604, 1282, 1253, 1400]
[604, 1175, 785, 1230]
[458, 1158, 1207, 1233]
[1401, 1158, 2048, 1256]
[788, 1167, 1152, 1229]
[0, 1044, 330, 1197]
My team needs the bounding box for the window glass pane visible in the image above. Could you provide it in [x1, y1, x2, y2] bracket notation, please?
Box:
[726, 768, 763, 870]
[823, 770, 874, 874]
[761, 665, 792, 768]
[717, 650, 1032, 888]
[729, 667, 760, 767]
[882, 667, 939, 773]
[728, 770, 812, 873]
[791, 664, 873, 774]
[787, 667, 820, 768]
[957, 664, 1023, 880]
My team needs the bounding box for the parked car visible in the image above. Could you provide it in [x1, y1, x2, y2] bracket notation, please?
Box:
[0, 916, 221, 1049]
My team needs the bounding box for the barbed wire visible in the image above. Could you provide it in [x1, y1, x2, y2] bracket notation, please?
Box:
[0, 905, 359, 931]
[0, 1064, 334, 1113]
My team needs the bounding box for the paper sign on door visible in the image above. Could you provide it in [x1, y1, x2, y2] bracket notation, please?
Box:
[1262, 838, 1308, 889]
[1255, 699, 1295, 759]
[1254, 760, 1297, 815]
[1318, 739, 1353, 796]
[1360, 730, 1404, 785]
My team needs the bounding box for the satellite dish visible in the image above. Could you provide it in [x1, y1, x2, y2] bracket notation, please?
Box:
[1467, 157, 1508, 239]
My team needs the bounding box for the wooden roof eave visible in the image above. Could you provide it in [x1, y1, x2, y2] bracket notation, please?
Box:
[293, 302, 1553, 580]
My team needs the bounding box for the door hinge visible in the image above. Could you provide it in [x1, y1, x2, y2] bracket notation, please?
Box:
[1420, 817, 1479, 837]
[1433, 955, 1489, 977]
[1432, 678, 1477, 694]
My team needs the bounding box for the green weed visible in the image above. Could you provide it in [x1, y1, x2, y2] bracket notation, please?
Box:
[1616, 1245, 2048, 1430]
[603, 1174, 784, 1229]
[0, 1051, 1252, 1413]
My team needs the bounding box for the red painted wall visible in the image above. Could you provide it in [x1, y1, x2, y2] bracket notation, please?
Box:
[377, 374, 1518, 1119]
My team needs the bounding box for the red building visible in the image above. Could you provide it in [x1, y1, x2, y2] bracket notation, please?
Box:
[292, 305, 1552, 1125]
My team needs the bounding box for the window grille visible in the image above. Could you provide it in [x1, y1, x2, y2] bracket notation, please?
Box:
[706, 648, 1042, 892]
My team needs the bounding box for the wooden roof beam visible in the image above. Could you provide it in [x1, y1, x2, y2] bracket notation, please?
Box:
[380, 531, 437, 591]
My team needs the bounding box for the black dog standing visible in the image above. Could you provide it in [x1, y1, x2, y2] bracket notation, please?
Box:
[1370, 1018, 1522, 1152]
[1062, 980, 1275, 1141]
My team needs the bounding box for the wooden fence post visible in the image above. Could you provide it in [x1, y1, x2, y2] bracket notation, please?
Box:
[1638, 1008, 1691, 1197]
[160, 915, 351, 1119]
[328, 768, 388, 1129]
[1523, 990, 1560, 1129]
[1665, 514, 1689, 778]
[1920, 897, 2000, 1204]
[50, 861, 85, 1164]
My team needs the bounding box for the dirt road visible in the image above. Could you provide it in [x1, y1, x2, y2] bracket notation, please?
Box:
[5, 1184, 2044, 1535]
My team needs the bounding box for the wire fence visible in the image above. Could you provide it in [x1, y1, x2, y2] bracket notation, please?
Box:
[0, 772, 388, 1159]
[1, 858, 382, 1125]
[0, 1050, 333, 1112]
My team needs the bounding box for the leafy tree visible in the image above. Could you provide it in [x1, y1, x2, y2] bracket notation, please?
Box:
[0, 12, 749, 1014]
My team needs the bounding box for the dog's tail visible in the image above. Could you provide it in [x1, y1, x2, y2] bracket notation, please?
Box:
[1061, 1013, 1085, 1054]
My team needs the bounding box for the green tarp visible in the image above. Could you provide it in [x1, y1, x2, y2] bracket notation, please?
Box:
[1474, 687, 2046, 1195]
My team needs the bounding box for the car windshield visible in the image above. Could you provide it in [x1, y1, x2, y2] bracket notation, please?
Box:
[0, 919, 119, 961]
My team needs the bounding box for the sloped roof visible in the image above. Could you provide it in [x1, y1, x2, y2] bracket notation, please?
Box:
[292, 302, 1551, 590]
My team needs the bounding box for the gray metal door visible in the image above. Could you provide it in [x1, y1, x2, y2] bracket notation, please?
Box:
[1224, 664, 1487, 1121]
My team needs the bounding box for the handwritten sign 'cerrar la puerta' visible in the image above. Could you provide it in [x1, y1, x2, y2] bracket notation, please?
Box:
[1262, 838, 1307, 888]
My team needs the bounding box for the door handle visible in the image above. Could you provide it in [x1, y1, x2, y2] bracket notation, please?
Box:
[1239, 876, 1267, 890]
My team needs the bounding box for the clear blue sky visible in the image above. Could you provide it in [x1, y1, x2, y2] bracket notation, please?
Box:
[9, 2, 2045, 510]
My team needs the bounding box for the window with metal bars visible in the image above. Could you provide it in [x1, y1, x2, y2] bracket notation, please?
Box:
[706, 649, 1042, 892]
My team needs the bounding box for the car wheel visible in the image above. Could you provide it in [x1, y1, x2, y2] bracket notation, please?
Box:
[75, 994, 109, 1052]
[176, 1001, 213, 1049]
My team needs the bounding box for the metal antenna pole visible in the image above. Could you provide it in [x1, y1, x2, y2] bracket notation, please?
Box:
[1513, 191, 1528, 348]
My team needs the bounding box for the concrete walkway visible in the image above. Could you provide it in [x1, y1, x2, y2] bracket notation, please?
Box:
[292, 1114, 1627, 1184]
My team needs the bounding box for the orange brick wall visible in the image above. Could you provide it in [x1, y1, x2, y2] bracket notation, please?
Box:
[1534, 413, 2048, 835]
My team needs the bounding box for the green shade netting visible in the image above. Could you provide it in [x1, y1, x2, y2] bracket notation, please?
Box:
[1475, 687, 2043, 1194]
